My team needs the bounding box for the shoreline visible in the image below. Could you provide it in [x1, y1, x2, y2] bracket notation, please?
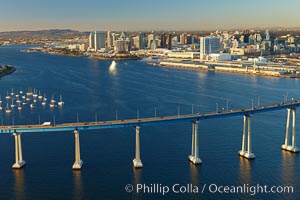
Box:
[91, 55, 140, 61]
[157, 61, 300, 79]
[22, 47, 300, 79]
[24, 48, 140, 61]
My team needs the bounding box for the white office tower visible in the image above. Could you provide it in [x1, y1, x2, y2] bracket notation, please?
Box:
[94, 31, 106, 51]
[107, 31, 112, 48]
[200, 36, 220, 60]
[89, 32, 94, 50]
[265, 29, 270, 41]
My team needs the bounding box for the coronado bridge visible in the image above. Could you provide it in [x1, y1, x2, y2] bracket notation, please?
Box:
[1, 99, 300, 170]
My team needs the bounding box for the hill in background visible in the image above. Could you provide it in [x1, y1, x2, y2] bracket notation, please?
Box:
[0, 29, 88, 40]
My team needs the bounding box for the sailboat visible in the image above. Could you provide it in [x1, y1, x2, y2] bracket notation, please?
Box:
[10, 88, 14, 96]
[18, 102, 22, 110]
[0, 102, 2, 110]
[58, 95, 64, 106]
[43, 93, 47, 101]
[27, 88, 33, 96]
[33, 88, 38, 98]
[0, 95, 2, 104]
[22, 98, 27, 105]
[5, 91, 11, 99]
[38, 91, 43, 100]
[11, 98, 15, 108]
[16, 96, 21, 103]
[5, 103, 11, 113]
[50, 95, 56, 103]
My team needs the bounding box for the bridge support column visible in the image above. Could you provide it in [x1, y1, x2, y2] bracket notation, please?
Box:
[133, 126, 143, 168]
[189, 121, 202, 164]
[12, 133, 26, 169]
[239, 115, 255, 159]
[281, 108, 300, 152]
[72, 130, 83, 169]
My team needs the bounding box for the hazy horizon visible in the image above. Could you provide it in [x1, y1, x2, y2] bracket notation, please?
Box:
[1, 0, 300, 32]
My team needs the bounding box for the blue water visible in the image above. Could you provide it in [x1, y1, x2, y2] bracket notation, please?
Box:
[0, 45, 300, 199]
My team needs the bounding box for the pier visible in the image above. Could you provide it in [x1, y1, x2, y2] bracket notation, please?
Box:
[1, 99, 300, 169]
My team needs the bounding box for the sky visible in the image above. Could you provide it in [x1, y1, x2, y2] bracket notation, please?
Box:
[0, 0, 300, 32]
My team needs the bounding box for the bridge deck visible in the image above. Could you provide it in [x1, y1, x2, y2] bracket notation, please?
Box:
[1, 100, 300, 134]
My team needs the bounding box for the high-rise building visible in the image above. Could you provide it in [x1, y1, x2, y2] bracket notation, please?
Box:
[180, 33, 186, 45]
[200, 37, 221, 59]
[255, 34, 262, 42]
[120, 31, 127, 40]
[161, 33, 167, 48]
[147, 33, 154, 48]
[167, 34, 172, 50]
[150, 39, 158, 50]
[112, 33, 119, 47]
[131, 36, 139, 49]
[94, 31, 106, 51]
[114, 39, 130, 53]
[265, 29, 270, 41]
[89, 32, 95, 50]
[138, 32, 145, 49]
[107, 31, 112, 48]
[186, 34, 192, 44]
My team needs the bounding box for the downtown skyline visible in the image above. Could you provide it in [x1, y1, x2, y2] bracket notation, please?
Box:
[0, 0, 300, 32]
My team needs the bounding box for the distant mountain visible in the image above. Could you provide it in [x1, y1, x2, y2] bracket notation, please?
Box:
[0, 29, 88, 39]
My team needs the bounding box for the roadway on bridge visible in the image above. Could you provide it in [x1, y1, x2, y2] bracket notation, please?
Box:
[1, 100, 300, 134]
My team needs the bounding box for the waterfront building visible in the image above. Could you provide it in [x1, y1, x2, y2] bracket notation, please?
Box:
[207, 53, 231, 61]
[147, 33, 154, 48]
[67, 44, 87, 51]
[150, 39, 158, 50]
[167, 51, 200, 59]
[131, 36, 139, 49]
[107, 31, 112, 48]
[112, 33, 119, 47]
[114, 39, 130, 53]
[200, 36, 221, 59]
[88, 32, 94, 50]
[79, 44, 87, 52]
[94, 31, 106, 51]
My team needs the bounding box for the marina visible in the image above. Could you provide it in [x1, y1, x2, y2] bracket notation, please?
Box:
[0, 88, 64, 115]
